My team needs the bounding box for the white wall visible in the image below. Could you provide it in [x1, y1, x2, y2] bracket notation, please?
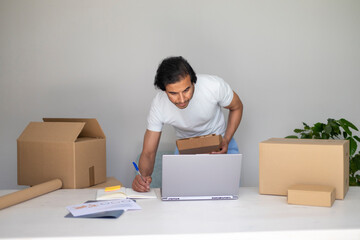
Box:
[1, 0, 359, 189]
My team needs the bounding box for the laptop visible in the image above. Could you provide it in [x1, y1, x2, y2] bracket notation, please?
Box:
[161, 154, 242, 201]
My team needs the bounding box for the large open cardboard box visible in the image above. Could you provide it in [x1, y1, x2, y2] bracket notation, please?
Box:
[259, 138, 349, 200]
[176, 134, 222, 154]
[17, 118, 106, 189]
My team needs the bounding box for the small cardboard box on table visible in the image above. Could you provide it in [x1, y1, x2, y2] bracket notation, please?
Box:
[259, 138, 349, 200]
[287, 184, 336, 207]
[17, 118, 106, 189]
[176, 134, 222, 154]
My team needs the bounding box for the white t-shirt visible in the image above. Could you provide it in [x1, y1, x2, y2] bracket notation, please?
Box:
[147, 74, 234, 139]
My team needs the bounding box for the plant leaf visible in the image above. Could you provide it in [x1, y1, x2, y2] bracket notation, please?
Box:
[348, 137, 357, 156]
[302, 122, 310, 130]
[349, 176, 357, 186]
[353, 154, 360, 170]
[327, 118, 336, 124]
[328, 118, 339, 128]
[286, 135, 299, 139]
[324, 124, 332, 134]
[340, 118, 359, 131]
[321, 133, 330, 139]
[350, 159, 357, 175]
[343, 131, 348, 139]
[312, 122, 325, 133]
[328, 119, 341, 137]
[354, 136, 360, 142]
[332, 124, 341, 136]
[294, 129, 304, 133]
[339, 120, 352, 137]
[301, 133, 312, 139]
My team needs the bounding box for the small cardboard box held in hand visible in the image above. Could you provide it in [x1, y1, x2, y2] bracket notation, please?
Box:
[17, 118, 106, 189]
[176, 134, 222, 154]
[259, 138, 349, 200]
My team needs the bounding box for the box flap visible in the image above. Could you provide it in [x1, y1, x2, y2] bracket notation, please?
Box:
[262, 138, 348, 146]
[18, 122, 85, 142]
[43, 118, 105, 138]
[288, 184, 335, 192]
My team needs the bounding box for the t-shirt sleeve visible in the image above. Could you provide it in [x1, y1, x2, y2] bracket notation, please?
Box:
[147, 96, 164, 132]
[214, 75, 234, 107]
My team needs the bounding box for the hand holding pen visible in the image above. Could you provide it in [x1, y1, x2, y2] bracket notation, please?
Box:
[132, 162, 152, 192]
[132, 162, 146, 182]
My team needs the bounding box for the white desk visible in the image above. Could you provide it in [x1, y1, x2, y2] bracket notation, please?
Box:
[0, 187, 360, 240]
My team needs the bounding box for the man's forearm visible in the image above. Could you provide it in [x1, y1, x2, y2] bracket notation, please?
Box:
[138, 152, 156, 176]
[224, 92, 243, 142]
[138, 130, 161, 177]
[224, 108, 242, 143]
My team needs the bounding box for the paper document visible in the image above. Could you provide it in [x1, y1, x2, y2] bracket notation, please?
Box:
[66, 199, 141, 217]
[65, 201, 125, 218]
[96, 187, 157, 200]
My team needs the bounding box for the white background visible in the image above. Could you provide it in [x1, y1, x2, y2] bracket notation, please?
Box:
[1, 0, 359, 189]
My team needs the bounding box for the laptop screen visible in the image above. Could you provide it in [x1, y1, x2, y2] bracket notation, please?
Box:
[161, 154, 242, 201]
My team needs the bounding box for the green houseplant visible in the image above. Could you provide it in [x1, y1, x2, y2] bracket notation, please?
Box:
[286, 118, 360, 186]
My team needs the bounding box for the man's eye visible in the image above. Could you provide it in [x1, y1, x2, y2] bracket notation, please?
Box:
[184, 88, 190, 92]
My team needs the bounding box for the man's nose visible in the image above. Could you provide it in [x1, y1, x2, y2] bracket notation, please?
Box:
[179, 93, 185, 103]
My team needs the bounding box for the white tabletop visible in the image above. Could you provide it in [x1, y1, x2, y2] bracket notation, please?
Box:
[0, 187, 360, 240]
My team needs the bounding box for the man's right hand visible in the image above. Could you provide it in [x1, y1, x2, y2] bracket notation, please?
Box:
[132, 130, 160, 192]
[132, 174, 152, 192]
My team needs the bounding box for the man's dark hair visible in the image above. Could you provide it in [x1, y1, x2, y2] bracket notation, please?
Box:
[154, 56, 197, 91]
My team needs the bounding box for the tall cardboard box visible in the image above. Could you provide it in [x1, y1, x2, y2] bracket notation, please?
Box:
[259, 138, 349, 200]
[17, 118, 106, 189]
[176, 134, 222, 154]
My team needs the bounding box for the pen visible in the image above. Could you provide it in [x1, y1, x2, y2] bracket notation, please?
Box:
[132, 162, 146, 183]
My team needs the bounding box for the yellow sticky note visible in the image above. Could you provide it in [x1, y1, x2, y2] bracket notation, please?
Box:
[105, 185, 121, 192]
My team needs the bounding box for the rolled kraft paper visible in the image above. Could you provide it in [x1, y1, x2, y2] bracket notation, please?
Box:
[0, 179, 62, 210]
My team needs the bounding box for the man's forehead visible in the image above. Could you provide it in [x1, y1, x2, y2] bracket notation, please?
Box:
[165, 75, 192, 92]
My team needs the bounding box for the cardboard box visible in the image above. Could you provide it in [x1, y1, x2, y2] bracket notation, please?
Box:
[288, 184, 336, 207]
[17, 118, 106, 189]
[176, 134, 222, 154]
[259, 138, 349, 200]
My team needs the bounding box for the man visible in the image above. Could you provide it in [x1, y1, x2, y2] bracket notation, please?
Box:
[132, 56, 243, 192]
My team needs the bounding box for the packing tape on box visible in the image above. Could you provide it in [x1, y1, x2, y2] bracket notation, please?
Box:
[0, 179, 62, 210]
